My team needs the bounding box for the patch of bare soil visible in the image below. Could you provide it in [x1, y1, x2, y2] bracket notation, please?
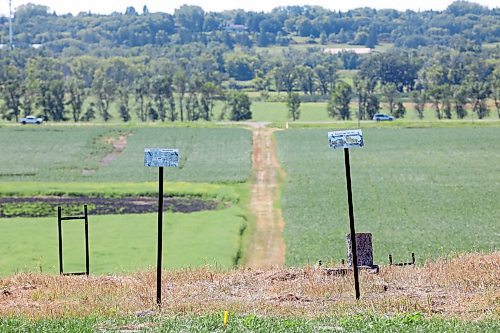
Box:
[0, 252, 497, 319]
[246, 128, 286, 268]
[0, 197, 220, 218]
[101, 134, 129, 166]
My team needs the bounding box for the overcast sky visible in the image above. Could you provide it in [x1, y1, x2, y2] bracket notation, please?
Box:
[0, 0, 498, 16]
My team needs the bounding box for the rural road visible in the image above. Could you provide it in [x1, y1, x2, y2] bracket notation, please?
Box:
[245, 126, 286, 268]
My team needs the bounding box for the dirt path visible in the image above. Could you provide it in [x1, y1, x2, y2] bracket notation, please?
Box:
[246, 127, 286, 268]
[101, 134, 129, 166]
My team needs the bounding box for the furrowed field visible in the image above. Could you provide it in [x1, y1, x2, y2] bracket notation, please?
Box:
[276, 127, 500, 265]
[0, 126, 252, 276]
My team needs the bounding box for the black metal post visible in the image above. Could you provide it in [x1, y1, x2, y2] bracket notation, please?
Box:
[84, 205, 89, 276]
[157, 167, 164, 306]
[344, 148, 360, 300]
[57, 206, 63, 275]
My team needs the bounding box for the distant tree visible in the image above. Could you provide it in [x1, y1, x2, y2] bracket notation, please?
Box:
[200, 82, 220, 121]
[150, 74, 174, 122]
[382, 83, 398, 116]
[134, 73, 149, 122]
[0, 64, 24, 122]
[469, 80, 491, 119]
[315, 64, 337, 96]
[26, 58, 66, 121]
[394, 101, 406, 119]
[65, 77, 86, 122]
[296, 66, 315, 95]
[81, 102, 96, 122]
[125, 6, 138, 16]
[338, 51, 360, 70]
[227, 91, 252, 121]
[366, 94, 380, 119]
[327, 81, 352, 120]
[490, 66, 500, 119]
[92, 68, 115, 122]
[174, 71, 187, 121]
[412, 90, 427, 119]
[225, 53, 255, 81]
[427, 84, 445, 120]
[185, 91, 200, 121]
[453, 85, 468, 119]
[147, 102, 158, 121]
[117, 86, 131, 122]
[277, 63, 297, 94]
[443, 92, 453, 119]
[14, 3, 49, 24]
[286, 92, 301, 121]
[353, 76, 378, 120]
[175, 5, 205, 32]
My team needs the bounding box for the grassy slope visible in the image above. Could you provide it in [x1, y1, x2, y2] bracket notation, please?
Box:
[276, 127, 500, 265]
[0, 207, 246, 275]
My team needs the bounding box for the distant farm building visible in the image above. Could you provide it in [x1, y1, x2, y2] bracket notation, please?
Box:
[224, 24, 248, 32]
[323, 47, 372, 55]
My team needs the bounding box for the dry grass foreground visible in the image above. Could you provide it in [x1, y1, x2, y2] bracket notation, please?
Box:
[0, 252, 498, 320]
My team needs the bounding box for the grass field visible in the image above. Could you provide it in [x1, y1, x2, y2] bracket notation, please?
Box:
[1, 314, 498, 333]
[0, 127, 252, 183]
[0, 126, 252, 276]
[248, 101, 500, 123]
[0, 181, 238, 201]
[0, 206, 246, 276]
[275, 127, 500, 266]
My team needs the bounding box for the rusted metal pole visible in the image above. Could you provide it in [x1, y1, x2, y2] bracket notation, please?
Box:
[344, 148, 360, 300]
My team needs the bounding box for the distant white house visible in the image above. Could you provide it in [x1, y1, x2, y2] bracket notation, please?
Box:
[31, 44, 42, 49]
[224, 24, 248, 32]
[324, 47, 372, 55]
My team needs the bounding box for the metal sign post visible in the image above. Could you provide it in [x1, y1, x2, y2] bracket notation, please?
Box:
[328, 129, 363, 300]
[144, 148, 179, 306]
[157, 166, 164, 306]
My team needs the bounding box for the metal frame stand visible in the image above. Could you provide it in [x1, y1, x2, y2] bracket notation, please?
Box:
[57, 205, 89, 276]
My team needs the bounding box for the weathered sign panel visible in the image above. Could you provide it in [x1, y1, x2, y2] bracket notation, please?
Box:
[328, 129, 364, 150]
[144, 148, 179, 167]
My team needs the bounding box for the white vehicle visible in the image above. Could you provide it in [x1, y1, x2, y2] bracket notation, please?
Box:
[19, 115, 43, 124]
[373, 114, 394, 121]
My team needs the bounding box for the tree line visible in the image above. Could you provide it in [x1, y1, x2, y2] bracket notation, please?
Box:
[0, 1, 498, 53]
[1, 45, 498, 123]
[0, 53, 254, 123]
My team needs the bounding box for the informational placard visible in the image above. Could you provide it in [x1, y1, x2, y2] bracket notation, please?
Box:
[328, 129, 364, 150]
[144, 148, 179, 167]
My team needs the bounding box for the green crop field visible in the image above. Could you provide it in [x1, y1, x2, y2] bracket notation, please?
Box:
[0, 126, 252, 183]
[0, 206, 246, 276]
[276, 127, 500, 266]
[0, 125, 252, 276]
